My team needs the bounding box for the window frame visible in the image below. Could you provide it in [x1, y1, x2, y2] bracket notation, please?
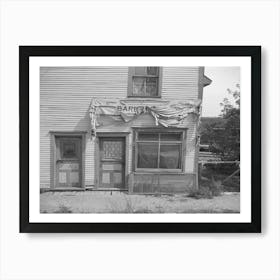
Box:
[133, 129, 186, 173]
[49, 131, 87, 189]
[127, 67, 162, 98]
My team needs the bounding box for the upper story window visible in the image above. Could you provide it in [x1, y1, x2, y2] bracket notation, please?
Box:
[128, 67, 161, 97]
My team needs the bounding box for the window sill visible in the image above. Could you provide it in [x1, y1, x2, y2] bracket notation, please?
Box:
[126, 96, 162, 99]
[134, 169, 184, 174]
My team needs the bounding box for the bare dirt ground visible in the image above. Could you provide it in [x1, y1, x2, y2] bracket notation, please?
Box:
[40, 191, 240, 213]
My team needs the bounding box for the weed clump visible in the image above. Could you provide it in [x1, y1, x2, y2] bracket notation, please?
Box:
[188, 177, 222, 199]
[54, 205, 72, 213]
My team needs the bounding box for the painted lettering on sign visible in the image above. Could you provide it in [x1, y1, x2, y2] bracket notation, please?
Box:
[116, 105, 147, 115]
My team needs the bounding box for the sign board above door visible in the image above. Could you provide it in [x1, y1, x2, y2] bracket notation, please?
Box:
[89, 97, 201, 137]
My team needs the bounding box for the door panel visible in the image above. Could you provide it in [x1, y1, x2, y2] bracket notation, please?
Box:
[99, 138, 125, 188]
[56, 137, 82, 188]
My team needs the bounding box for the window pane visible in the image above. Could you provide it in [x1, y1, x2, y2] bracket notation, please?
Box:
[147, 67, 158, 76]
[133, 77, 146, 95]
[146, 77, 158, 96]
[137, 143, 158, 168]
[159, 144, 181, 169]
[63, 142, 76, 158]
[138, 133, 159, 141]
[103, 141, 123, 160]
[134, 67, 146, 75]
[161, 133, 182, 141]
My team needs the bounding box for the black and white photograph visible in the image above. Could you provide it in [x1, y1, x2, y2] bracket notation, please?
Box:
[3, 0, 280, 279]
[20, 46, 260, 233]
[39, 65, 240, 214]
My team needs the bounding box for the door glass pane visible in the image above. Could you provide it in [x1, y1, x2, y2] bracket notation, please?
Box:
[137, 143, 158, 168]
[103, 141, 123, 160]
[63, 142, 76, 158]
[138, 133, 159, 141]
[159, 144, 181, 169]
[133, 77, 146, 95]
[161, 133, 182, 141]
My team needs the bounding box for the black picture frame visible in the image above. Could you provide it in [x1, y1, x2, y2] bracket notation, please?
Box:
[20, 46, 261, 233]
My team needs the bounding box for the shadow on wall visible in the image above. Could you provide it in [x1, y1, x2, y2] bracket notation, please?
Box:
[47, 105, 92, 188]
[74, 104, 92, 133]
[49, 135, 54, 188]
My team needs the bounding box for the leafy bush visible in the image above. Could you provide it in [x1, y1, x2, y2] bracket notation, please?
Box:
[199, 163, 240, 192]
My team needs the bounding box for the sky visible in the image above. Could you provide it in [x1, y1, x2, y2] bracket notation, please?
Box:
[202, 67, 240, 117]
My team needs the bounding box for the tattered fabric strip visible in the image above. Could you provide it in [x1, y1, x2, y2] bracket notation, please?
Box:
[89, 97, 201, 138]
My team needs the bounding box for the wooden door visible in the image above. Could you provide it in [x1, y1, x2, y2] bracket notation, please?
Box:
[99, 138, 125, 189]
[56, 137, 82, 188]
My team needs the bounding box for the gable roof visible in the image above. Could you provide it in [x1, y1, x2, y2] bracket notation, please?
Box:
[202, 75, 212, 87]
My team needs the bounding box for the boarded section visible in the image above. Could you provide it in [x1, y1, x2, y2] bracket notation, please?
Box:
[129, 173, 196, 193]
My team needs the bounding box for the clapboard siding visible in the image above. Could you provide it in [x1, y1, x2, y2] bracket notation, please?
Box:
[40, 67, 129, 188]
[161, 67, 200, 100]
[40, 67, 202, 189]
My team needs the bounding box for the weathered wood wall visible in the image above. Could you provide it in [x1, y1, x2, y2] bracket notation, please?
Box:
[40, 67, 202, 189]
[129, 173, 196, 193]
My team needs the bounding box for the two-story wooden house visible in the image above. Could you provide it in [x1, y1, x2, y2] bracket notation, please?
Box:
[40, 67, 211, 193]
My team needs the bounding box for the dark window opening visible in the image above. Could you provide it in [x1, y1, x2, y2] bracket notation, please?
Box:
[135, 132, 183, 170]
[129, 67, 160, 97]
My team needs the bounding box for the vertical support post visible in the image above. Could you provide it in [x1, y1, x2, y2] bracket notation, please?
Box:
[197, 162, 202, 189]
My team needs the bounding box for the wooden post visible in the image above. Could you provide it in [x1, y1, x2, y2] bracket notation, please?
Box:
[222, 168, 240, 183]
[197, 162, 202, 189]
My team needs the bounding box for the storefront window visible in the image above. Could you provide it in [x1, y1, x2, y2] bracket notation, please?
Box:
[128, 67, 160, 97]
[136, 132, 183, 170]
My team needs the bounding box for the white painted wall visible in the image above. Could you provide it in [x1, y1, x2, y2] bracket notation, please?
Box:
[40, 67, 202, 188]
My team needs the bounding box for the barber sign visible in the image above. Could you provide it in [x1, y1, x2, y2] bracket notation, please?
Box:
[116, 105, 148, 115]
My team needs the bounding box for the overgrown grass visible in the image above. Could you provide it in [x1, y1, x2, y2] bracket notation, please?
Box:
[200, 164, 240, 192]
[108, 195, 156, 213]
[188, 177, 223, 199]
[108, 196, 135, 213]
[54, 205, 72, 213]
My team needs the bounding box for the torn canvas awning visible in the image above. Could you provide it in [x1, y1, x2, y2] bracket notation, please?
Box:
[89, 97, 201, 137]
